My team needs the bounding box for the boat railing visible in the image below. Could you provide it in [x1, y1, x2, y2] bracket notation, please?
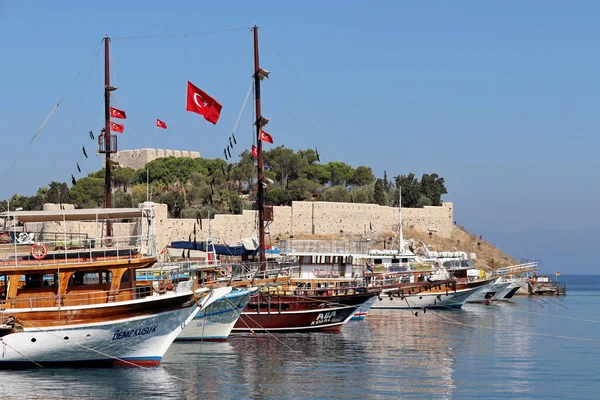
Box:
[279, 239, 370, 255]
[0, 284, 163, 311]
[229, 261, 299, 283]
[0, 233, 156, 267]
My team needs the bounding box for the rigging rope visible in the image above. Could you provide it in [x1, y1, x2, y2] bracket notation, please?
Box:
[222, 295, 318, 367]
[263, 31, 357, 159]
[0, 98, 63, 185]
[113, 27, 251, 41]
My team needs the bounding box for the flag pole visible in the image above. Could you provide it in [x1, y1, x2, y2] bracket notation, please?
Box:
[155, 125, 157, 152]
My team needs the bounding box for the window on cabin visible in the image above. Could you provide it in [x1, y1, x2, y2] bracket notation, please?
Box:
[42, 273, 57, 287]
[374, 258, 382, 264]
[24, 274, 42, 289]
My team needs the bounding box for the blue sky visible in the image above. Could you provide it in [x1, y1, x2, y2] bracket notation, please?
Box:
[1, 1, 598, 273]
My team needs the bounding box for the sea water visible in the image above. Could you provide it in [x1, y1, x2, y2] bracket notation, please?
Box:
[0, 274, 598, 399]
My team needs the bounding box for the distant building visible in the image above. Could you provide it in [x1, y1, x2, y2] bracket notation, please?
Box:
[112, 148, 200, 170]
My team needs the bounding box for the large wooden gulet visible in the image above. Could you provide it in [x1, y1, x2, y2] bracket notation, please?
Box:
[0, 205, 228, 368]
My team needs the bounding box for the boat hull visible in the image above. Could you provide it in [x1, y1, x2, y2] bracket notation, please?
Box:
[233, 291, 375, 332]
[177, 289, 251, 341]
[350, 295, 378, 320]
[233, 305, 359, 332]
[0, 292, 200, 368]
[371, 286, 481, 310]
[466, 282, 510, 304]
[493, 281, 523, 301]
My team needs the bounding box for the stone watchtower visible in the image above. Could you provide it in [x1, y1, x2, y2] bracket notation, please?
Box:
[112, 149, 201, 170]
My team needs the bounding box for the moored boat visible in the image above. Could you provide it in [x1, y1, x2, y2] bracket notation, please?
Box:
[0, 205, 223, 368]
[177, 287, 254, 341]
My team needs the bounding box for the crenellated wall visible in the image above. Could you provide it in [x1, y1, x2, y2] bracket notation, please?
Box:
[113, 148, 200, 170]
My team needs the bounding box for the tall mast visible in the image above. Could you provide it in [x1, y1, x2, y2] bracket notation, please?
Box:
[398, 186, 404, 253]
[103, 36, 112, 237]
[253, 25, 266, 264]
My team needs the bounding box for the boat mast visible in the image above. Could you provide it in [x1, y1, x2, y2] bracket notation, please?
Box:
[398, 186, 404, 253]
[253, 25, 266, 265]
[103, 36, 112, 237]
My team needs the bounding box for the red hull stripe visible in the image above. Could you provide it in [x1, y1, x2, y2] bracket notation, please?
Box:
[0, 357, 161, 369]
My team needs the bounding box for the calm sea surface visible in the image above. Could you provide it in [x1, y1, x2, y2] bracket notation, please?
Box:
[1, 274, 599, 399]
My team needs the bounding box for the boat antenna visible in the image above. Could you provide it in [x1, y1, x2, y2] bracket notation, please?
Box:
[253, 25, 266, 268]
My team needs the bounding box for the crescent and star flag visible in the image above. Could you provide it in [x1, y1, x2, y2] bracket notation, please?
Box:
[556, 271, 561, 277]
[186, 81, 222, 125]
[259, 129, 273, 144]
[110, 121, 124, 133]
[156, 119, 167, 129]
[110, 107, 127, 119]
[251, 145, 258, 157]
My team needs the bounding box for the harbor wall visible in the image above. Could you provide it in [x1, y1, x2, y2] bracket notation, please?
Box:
[39, 201, 453, 252]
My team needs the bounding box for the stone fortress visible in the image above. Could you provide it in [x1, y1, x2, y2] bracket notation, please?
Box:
[113, 149, 200, 170]
[152, 201, 453, 252]
[60, 148, 455, 251]
[42, 201, 453, 254]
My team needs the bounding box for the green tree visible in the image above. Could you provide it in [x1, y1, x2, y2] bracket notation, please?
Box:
[322, 185, 351, 202]
[349, 166, 375, 187]
[420, 173, 447, 206]
[325, 162, 354, 186]
[394, 173, 421, 208]
[373, 179, 387, 205]
[47, 181, 71, 204]
[417, 195, 433, 207]
[69, 177, 104, 208]
[351, 185, 374, 203]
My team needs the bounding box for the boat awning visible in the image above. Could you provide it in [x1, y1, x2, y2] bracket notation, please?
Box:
[0, 207, 150, 223]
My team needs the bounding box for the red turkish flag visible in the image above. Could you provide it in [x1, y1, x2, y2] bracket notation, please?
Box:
[251, 145, 258, 157]
[156, 119, 167, 129]
[110, 121, 124, 133]
[186, 81, 222, 125]
[110, 107, 127, 119]
[259, 130, 273, 144]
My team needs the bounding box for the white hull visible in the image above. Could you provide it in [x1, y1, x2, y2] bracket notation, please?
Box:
[466, 282, 510, 303]
[493, 280, 525, 301]
[177, 288, 251, 341]
[371, 287, 481, 310]
[351, 295, 378, 320]
[0, 289, 227, 367]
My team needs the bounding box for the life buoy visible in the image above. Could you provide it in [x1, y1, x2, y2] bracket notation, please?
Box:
[31, 243, 47, 260]
[220, 266, 232, 276]
[102, 237, 114, 247]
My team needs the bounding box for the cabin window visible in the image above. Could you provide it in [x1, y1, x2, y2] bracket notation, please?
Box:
[25, 274, 42, 289]
[401, 258, 409, 263]
[42, 273, 57, 287]
[373, 258, 382, 265]
[392, 258, 399, 264]
[121, 270, 131, 283]
[302, 256, 311, 264]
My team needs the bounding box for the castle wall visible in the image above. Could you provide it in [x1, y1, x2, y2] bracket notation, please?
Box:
[113, 148, 200, 170]
[37, 201, 453, 253]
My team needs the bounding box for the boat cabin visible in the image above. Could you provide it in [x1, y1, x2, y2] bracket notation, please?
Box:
[0, 206, 157, 309]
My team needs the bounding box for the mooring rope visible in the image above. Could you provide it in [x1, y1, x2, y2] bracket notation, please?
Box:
[222, 295, 318, 367]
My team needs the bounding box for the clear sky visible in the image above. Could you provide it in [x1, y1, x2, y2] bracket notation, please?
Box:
[1, 1, 598, 273]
